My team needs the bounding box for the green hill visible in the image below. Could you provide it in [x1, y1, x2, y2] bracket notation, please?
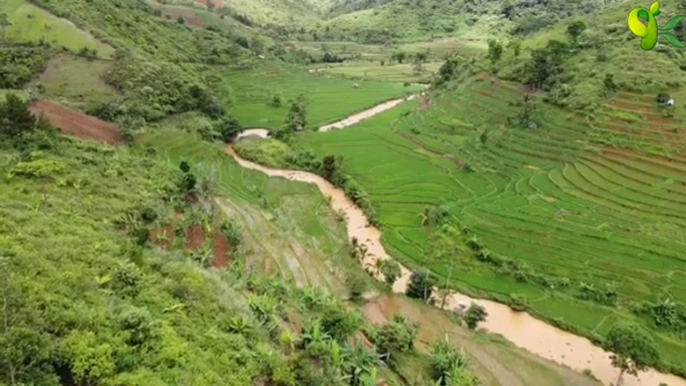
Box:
[3, 0, 686, 384]
[320, 0, 632, 42]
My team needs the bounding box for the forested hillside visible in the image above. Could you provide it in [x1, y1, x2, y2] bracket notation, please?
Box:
[319, 0, 631, 42]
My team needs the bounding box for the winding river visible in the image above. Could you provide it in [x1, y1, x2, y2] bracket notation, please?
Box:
[228, 98, 686, 386]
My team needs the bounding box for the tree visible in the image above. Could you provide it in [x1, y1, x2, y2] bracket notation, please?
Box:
[517, 94, 538, 129]
[430, 337, 475, 386]
[525, 40, 568, 90]
[487, 40, 503, 64]
[321, 155, 339, 182]
[507, 39, 521, 58]
[566, 20, 587, 46]
[603, 73, 618, 96]
[214, 116, 242, 143]
[0, 94, 37, 138]
[177, 16, 185, 24]
[406, 269, 434, 302]
[346, 273, 366, 301]
[342, 341, 382, 386]
[394, 52, 406, 64]
[0, 13, 11, 42]
[413, 52, 427, 73]
[380, 260, 401, 287]
[179, 161, 191, 173]
[605, 322, 660, 386]
[463, 303, 487, 330]
[374, 315, 418, 362]
[276, 95, 307, 140]
[207, 0, 215, 12]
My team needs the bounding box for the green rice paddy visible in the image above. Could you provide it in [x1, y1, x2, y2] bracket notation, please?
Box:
[219, 62, 421, 129]
[298, 76, 686, 369]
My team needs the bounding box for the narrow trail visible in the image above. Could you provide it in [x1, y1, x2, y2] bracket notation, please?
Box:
[227, 98, 686, 386]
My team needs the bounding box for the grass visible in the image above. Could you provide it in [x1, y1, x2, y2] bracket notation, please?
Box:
[295, 76, 686, 372]
[219, 61, 421, 129]
[1, 0, 115, 58]
[137, 129, 366, 294]
[309, 62, 442, 84]
[32, 54, 118, 110]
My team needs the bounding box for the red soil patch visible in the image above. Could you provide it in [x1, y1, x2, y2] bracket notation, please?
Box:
[194, 0, 224, 8]
[30, 99, 120, 144]
[186, 224, 206, 251]
[150, 223, 230, 269]
[212, 230, 230, 269]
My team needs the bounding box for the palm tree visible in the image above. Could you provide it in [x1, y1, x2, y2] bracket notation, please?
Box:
[373, 258, 384, 276]
[301, 319, 332, 358]
[279, 330, 296, 355]
[342, 340, 383, 386]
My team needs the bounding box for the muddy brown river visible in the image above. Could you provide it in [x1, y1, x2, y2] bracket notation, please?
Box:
[228, 100, 686, 386]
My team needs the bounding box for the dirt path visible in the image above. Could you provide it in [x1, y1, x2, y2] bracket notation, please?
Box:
[228, 124, 686, 386]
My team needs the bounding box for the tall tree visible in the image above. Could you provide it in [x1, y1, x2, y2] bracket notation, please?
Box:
[566, 20, 587, 46]
[406, 269, 434, 302]
[0, 94, 37, 138]
[605, 322, 660, 386]
[487, 40, 503, 64]
[0, 13, 11, 42]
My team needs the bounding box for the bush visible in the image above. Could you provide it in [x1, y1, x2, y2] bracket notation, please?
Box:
[346, 273, 366, 301]
[381, 260, 402, 286]
[464, 303, 487, 330]
[406, 269, 434, 302]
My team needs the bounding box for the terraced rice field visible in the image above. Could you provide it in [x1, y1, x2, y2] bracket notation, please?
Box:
[299, 76, 686, 369]
[219, 62, 420, 129]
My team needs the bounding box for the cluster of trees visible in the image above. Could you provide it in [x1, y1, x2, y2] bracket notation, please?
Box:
[0, 43, 49, 89]
[0, 94, 53, 145]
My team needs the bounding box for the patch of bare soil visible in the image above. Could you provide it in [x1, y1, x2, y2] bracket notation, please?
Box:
[212, 230, 230, 268]
[30, 99, 120, 144]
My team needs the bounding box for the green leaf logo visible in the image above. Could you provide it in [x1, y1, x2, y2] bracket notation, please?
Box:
[628, 2, 686, 50]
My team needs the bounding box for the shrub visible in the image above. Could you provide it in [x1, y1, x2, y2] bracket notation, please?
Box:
[406, 269, 434, 302]
[464, 303, 487, 330]
[346, 273, 366, 301]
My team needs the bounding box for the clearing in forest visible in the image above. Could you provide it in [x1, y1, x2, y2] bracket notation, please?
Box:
[1, 0, 114, 58]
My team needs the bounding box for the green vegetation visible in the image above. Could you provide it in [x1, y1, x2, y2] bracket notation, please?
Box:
[220, 62, 419, 129]
[32, 54, 118, 110]
[4, 0, 686, 382]
[1, 0, 114, 57]
[295, 70, 686, 375]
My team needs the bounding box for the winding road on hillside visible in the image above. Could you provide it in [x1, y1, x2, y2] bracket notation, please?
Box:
[228, 96, 686, 386]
